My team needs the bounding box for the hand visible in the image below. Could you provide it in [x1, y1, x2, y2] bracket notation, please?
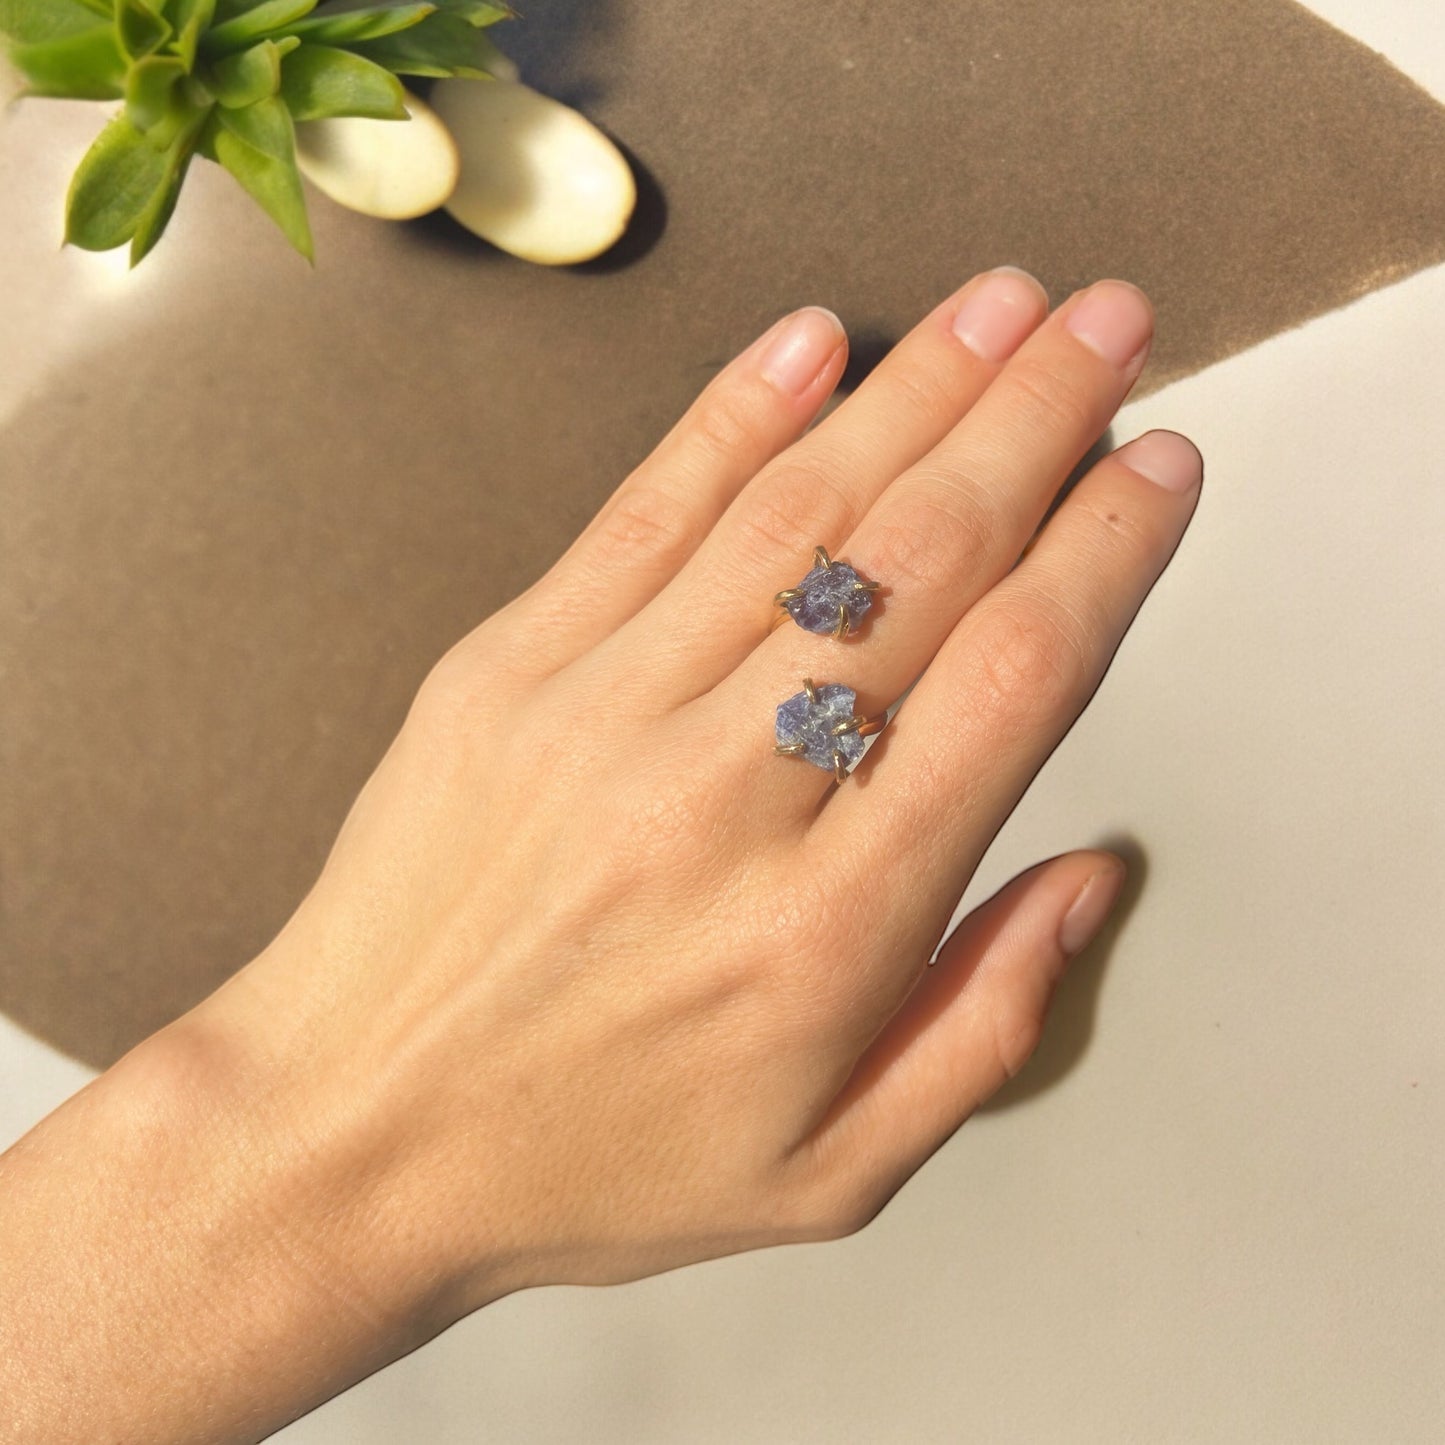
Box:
[213, 264, 1198, 1293]
[1, 268, 1201, 1442]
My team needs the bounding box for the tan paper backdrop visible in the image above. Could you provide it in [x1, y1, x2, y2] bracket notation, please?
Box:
[3, 0, 1445, 1067]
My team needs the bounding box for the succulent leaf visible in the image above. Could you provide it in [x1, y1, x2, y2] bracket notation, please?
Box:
[279, 41, 404, 120]
[0, 0, 110, 45]
[9, 24, 125, 98]
[169, 0, 216, 67]
[65, 110, 173, 248]
[205, 96, 314, 259]
[278, 2, 433, 45]
[209, 34, 293, 105]
[116, 0, 172, 60]
[428, 0, 511, 25]
[351, 10, 503, 78]
[124, 50, 185, 129]
[201, 0, 316, 56]
[130, 124, 202, 263]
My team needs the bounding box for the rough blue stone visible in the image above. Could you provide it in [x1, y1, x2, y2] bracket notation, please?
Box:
[775, 684, 866, 772]
[784, 560, 875, 635]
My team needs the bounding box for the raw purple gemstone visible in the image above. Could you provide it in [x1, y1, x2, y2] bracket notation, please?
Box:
[783, 560, 874, 635]
[775, 684, 866, 772]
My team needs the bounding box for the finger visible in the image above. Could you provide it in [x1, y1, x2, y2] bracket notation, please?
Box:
[712, 280, 1157, 818]
[834, 429, 1202, 923]
[592, 268, 1050, 703]
[790, 852, 1125, 1214]
[472, 306, 848, 682]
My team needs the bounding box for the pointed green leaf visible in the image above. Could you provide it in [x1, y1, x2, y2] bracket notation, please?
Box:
[0, 0, 107, 44]
[208, 35, 292, 105]
[278, 42, 403, 119]
[169, 0, 214, 67]
[65, 111, 171, 249]
[207, 97, 313, 259]
[115, 0, 170, 58]
[351, 10, 501, 77]
[129, 131, 197, 264]
[124, 53, 185, 129]
[277, 2, 430, 44]
[428, 0, 510, 26]
[8, 24, 124, 97]
[200, 0, 314, 54]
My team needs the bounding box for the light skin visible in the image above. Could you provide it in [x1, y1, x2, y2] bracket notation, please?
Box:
[0, 268, 1201, 1443]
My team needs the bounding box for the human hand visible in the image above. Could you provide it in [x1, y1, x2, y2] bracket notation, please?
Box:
[208, 265, 1198, 1302]
[1, 267, 1201, 1442]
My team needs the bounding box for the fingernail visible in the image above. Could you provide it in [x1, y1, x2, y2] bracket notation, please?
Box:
[759, 307, 845, 396]
[1115, 430, 1203, 494]
[1064, 280, 1154, 370]
[1057, 862, 1126, 957]
[951, 267, 1047, 363]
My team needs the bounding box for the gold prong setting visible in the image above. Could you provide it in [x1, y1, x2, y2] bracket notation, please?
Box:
[775, 678, 886, 784]
[773, 544, 881, 639]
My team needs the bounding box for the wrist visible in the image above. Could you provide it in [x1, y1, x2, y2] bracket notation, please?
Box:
[180, 954, 525, 1322]
[0, 997, 480, 1444]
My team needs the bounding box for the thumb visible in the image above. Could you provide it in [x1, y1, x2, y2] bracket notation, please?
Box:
[798, 850, 1127, 1200]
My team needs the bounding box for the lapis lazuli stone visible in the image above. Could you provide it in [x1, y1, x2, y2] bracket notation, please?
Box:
[784, 560, 875, 635]
[775, 684, 866, 772]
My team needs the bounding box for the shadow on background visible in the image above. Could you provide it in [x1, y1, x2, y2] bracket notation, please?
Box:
[981, 830, 1148, 1111]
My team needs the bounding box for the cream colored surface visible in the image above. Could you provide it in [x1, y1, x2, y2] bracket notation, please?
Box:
[3, 1, 1442, 1439]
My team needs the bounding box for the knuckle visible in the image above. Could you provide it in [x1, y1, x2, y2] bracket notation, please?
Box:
[966, 597, 1087, 721]
[412, 631, 514, 731]
[587, 483, 699, 572]
[689, 383, 769, 463]
[874, 355, 963, 430]
[991, 999, 1045, 1081]
[868, 487, 995, 592]
[1006, 356, 1098, 439]
[784, 1170, 886, 1244]
[734, 456, 853, 559]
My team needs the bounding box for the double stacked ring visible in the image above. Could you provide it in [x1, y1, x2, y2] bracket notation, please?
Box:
[772, 547, 887, 784]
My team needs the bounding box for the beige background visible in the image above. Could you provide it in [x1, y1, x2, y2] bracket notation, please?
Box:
[3, 0, 1444, 1440]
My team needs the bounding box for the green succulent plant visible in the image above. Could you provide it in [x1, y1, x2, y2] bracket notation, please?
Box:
[0, 0, 512, 264]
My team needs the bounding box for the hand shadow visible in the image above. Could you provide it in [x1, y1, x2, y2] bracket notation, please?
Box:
[980, 831, 1147, 1112]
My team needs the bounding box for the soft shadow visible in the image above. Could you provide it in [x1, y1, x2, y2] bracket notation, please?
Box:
[565, 141, 668, 273]
[837, 327, 898, 394]
[980, 830, 1148, 1111]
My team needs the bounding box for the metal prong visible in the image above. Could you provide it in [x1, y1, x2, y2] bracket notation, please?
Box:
[775, 740, 806, 757]
[855, 713, 888, 739]
[833, 603, 850, 640]
[774, 587, 803, 605]
[832, 749, 848, 785]
[830, 714, 866, 737]
[813, 545, 831, 571]
[802, 677, 818, 704]
[854, 579, 881, 593]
